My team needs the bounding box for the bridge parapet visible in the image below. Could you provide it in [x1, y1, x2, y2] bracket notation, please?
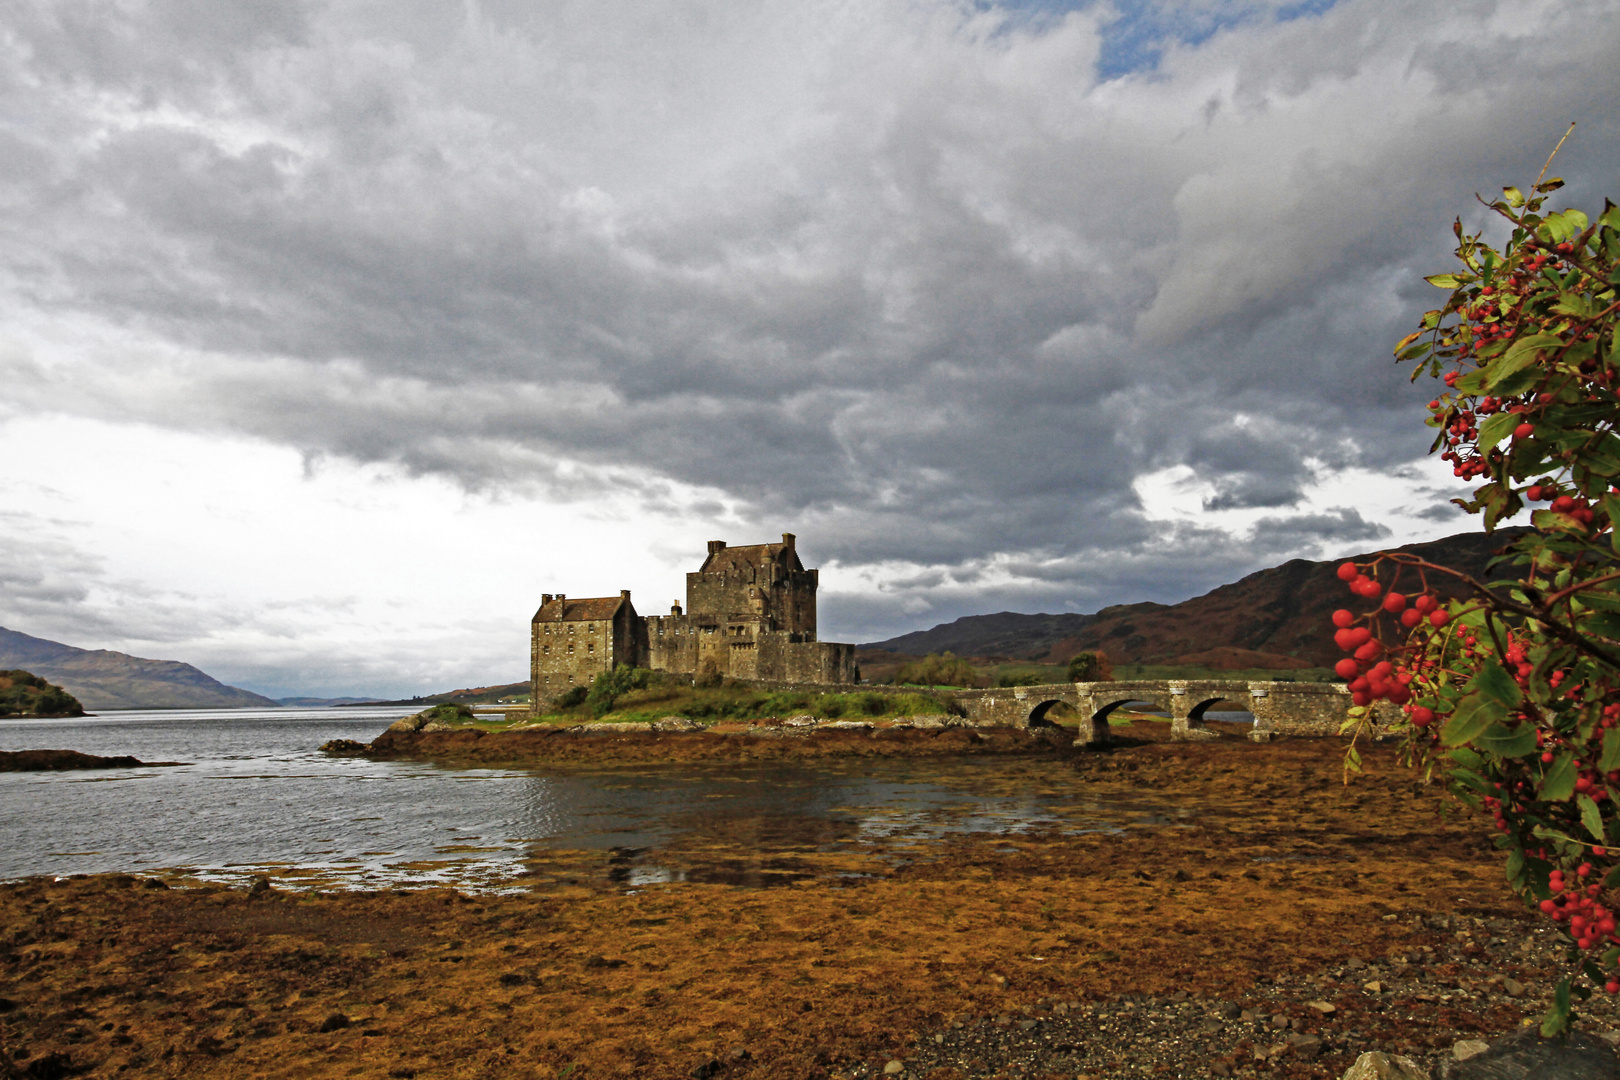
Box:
[952, 678, 1374, 746]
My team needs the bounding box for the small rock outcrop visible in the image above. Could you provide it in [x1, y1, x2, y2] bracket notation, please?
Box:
[387, 703, 477, 733]
[318, 739, 368, 755]
[1435, 1025, 1620, 1079]
[1342, 1051, 1431, 1080]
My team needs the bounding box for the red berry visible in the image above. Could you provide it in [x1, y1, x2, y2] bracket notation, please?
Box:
[1335, 658, 1360, 680]
[1429, 610, 1450, 628]
[1410, 707, 1434, 727]
[1515, 422, 1535, 439]
[1382, 592, 1406, 613]
[1413, 594, 1437, 614]
[1337, 562, 1360, 582]
[1401, 609, 1422, 628]
[1332, 609, 1355, 629]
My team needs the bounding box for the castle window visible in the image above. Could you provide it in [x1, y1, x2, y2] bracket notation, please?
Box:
[588, 643, 595, 654]
[568, 644, 575, 653]
[543, 645, 550, 654]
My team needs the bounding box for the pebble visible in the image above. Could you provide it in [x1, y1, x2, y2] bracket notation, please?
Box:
[895, 913, 1620, 1080]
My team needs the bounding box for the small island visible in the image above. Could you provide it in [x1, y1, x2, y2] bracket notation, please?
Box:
[0, 669, 86, 718]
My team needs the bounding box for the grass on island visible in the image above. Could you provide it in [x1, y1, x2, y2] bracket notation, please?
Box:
[463, 671, 966, 730]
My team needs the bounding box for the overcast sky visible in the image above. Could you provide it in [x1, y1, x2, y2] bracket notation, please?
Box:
[2, 0, 1617, 699]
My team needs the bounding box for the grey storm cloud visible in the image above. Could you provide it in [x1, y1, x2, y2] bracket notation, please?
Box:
[2, 0, 1620, 650]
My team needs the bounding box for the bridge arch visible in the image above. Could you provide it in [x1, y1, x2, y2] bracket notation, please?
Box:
[1026, 699, 1069, 727]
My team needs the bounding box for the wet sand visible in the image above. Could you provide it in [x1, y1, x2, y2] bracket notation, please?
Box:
[0, 730, 1578, 1079]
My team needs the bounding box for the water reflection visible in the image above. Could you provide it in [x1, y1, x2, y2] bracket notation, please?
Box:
[0, 707, 1184, 892]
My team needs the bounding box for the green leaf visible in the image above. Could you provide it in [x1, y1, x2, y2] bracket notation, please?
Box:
[1503, 186, 1525, 208]
[1506, 847, 1526, 886]
[1451, 767, 1495, 795]
[1607, 494, 1620, 555]
[1478, 722, 1538, 758]
[1543, 752, 1579, 802]
[1579, 794, 1606, 841]
[1442, 694, 1505, 747]
[1473, 660, 1524, 708]
[1542, 978, 1572, 1037]
[1425, 273, 1463, 289]
[1486, 333, 1564, 389]
[1601, 729, 1620, 774]
[1475, 412, 1519, 456]
[1449, 747, 1483, 768]
[1455, 368, 1489, 395]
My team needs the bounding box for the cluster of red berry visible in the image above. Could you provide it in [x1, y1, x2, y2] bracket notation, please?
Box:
[1330, 562, 1448, 709]
[1523, 483, 1601, 527]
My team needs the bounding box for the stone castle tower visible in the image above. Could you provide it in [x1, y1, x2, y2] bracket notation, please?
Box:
[530, 534, 855, 708]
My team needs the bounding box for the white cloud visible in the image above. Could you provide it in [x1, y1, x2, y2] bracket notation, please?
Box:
[0, 0, 1615, 688]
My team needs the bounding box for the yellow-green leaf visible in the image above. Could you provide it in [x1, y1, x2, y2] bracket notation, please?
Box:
[1485, 333, 1563, 389]
[1473, 660, 1524, 708]
[1443, 694, 1504, 747]
[1393, 331, 1425, 355]
[1503, 186, 1525, 208]
[1602, 729, 1620, 774]
[1543, 753, 1578, 802]
[1479, 722, 1537, 758]
[1579, 794, 1605, 841]
[1476, 412, 1519, 456]
[1425, 273, 1463, 289]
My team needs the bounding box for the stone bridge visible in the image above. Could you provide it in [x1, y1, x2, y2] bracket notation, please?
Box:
[951, 680, 1360, 746]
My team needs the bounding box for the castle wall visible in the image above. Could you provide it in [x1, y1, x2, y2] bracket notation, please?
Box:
[532, 619, 612, 700]
[532, 536, 852, 698]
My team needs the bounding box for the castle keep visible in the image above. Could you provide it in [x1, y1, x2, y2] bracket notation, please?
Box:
[531, 534, 856, 706]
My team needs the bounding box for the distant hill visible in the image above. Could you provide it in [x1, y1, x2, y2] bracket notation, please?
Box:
[860, 528, 1530, 671]
[360, 681, 529, 707]
[0, 627, 277, 711]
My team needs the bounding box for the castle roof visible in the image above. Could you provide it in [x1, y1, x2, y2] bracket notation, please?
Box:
[531, 594, 628, 623]
[697, 534, 806, 576]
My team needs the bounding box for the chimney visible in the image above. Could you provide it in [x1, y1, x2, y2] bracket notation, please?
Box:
[620, 589, 631, 603]
[707, 540, 726, 554]
[672, 601, 683, 616]
[781, 532, 796, 551]
[541, 593, 553, 606]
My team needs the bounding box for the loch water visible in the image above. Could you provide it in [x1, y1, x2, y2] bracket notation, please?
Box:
[0, 707, 1188, 891]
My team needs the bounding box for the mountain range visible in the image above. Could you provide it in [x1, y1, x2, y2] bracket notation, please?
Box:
[0, 627, 277, 711]
[859, 528, 1530, 671]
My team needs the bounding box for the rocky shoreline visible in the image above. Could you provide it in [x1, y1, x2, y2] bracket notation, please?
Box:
[322, 713, 1076, 765]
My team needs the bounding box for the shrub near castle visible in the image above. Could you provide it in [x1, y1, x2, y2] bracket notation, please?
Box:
[1335, 150, 1620, 1034]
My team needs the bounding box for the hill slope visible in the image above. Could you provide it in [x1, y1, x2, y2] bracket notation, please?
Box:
[0, 627, 276, 711]
[861, 528, 1530, 670]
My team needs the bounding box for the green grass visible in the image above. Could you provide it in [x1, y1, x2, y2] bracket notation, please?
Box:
[481, 676, 965, 728]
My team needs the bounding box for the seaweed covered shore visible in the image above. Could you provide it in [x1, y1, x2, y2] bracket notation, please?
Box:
[4, 734, 1614, 1079]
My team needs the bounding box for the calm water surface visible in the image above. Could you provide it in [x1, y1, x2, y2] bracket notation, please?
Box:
[0, 707, 1183, 891]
